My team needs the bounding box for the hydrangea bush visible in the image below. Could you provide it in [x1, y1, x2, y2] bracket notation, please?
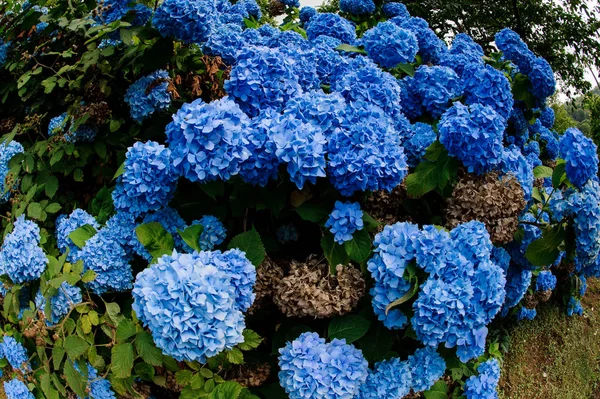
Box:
[0, 0, 595, 398]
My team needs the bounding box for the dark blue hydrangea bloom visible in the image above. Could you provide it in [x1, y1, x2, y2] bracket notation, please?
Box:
[559, 128, 598, 189]
[124, 70, 172, 122]
[48, 113, 68, 136]
[299, 6, 317, 23]
[398, 17, 446, 64]
[439, 103, 505, 175]
[74, 363, 116, 399]
[368, 222, 420, 329]
[225, 47, 302, 117]
[362, 22, 417, 68]
[464, 359, 501, 399]
[272, 115, 327, 189]
[0, 336, 30, 371]
[505, 213, 541, 271]
[133, 251, 246, 362]
[67, 124, 97, 143]
[313, 40, 349, 85]
[383, 2, 410, 19]
[439, 33, 484, 77]
[0, 216, 47, 284]
[3, 379, 34, 399]
[357, 357, 412, 399]
[203, 23, 243, 64]
[240, 0, 262, 19]
[540, 107, 555, 128]
[278, 332, 369, 399]
[166, 97, 251, 182]
[403, 123, 436, 167]
[401, 66, 461, 119]
[238, 108, 281, 186]
[189, 215, 227, 250]
[277, 45, 320, 91]
[408, 347, 446, 392]
[142, 208, 187, 251]
[570, 180, 600, 273]
[501, 268, 532, 316]
[0, 40, 11, 67]
[516, 307, 536, 321]
[529, 57, 556, 99]
[462, 64, 514, 122]
[112, 141, 178, 216]
[491, 246, 511, 273]
[523, 140, 540, 157]
[536, 270, 556, 291]
[567, 297, 583, 316]
[35, 282, 82, 325]
[153, 0, 217, 43]
[495, 28, 535, 75]
[305, 13, 357, 44]
[284, 90, 345, 135]
[277, 224, 298, 243]
[325, 201, 364, 244]
[509, 107, 528, 136]
[98, 0, 151, 26]
[500, 145, 534, 201]
[339, 0, 375, 15]
[0, 141, 24, 203]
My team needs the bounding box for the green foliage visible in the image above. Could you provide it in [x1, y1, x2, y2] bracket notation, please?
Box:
[227, 228, 265, 266]
[405, 141, 459, 198]
[136, 222, 175, 262]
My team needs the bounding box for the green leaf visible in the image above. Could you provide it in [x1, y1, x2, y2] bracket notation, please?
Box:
[405, 162, 438, 198]
[226, 347, 244, 364]
[385, 276, 419, 313]
[512, 73, 536, 109]
[42, 76, 57, 94]
[64, 360, 87, 398]
[525, 225, 565, 266]
[321, 233, 350, 274]
[238, 329, 262, 351]
[116, 319, 137, 342]
[45, 176, 59, 198]
[73, 168, 84, 182]
[81, 269, 97, 283]
[52, 343, 65, 370]
[65, 335, 90, 360]
[552, 161, 567, 188]
[335, 44, 367, 54]
[135, 331, 163, 366]
[136, 222, 175, 262]
[27, 202, 43, 220]
[45, 203, 62, 214]
[394, 63, 415, 77]
[210, 381, 244, 399]
[295, 202, 330, 223]
[227, 228, 265, 267]
[90, 186, 113, 224]
[111, 343, 134, 378]
[533, 165, 553, 179]
[424, 391, 448, 399]
[134, 362, 155, 381]
[68, 224, 98, 249]
[176, 370, 194, 386]
[112, 162, 125, 181]
[328, 314, 371, 343]
[357, 324, 395, 363]
[179, 224, 204, 253]
[50, 149, 64, 166]
[343, 230, 372, 263]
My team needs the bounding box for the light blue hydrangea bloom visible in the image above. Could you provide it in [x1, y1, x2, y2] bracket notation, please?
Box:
[357, 357, 412, 399]
[397, 17, 446, 64]
[0, 336, 30, 371]
[464, 358, 501, 399]
[188, 215, 227, 251]
[48, 113, 68, 136]
[124, 70, 172, 122]
[559, 128, 598, 189]
[203, 23, 244, 64]
[152, 0, 217, 43]
[75, 362, 116, 399]
[495, 28, 534, 75]
[0, 141, 24, 203]
[362, 22, 418, 68]
[439, 33, 484, 77]
[408, 347, 446, 392]
[3, 379, 34, 399]
[516, 307, 536, 321]
[0, 216, 48, 284]
[339, 0, 375, 15]
[35, 282, 82, 325]
[325, 201, 364, 244]
[567, 296, 583, 316]
[404, 122, 437, 167]
[462, 64, 514, 122]
[383, 2, 410, 18]
[305, 13, 357, 44]
[0, 40, 11, 67]
[299, 6, 317, 22]
[56, 209, 100, 262]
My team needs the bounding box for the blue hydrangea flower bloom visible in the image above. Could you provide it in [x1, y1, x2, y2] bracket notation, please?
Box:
[35, 282, 82, 325]
[0, 215, 47, 284]
[299, 6, 317, 23]
[398, 17, 446, 64]
[277, 44, 320, 91]
[66, 123, 97, 143]
[529, 57, 556, 99]
[284, 90, 345, 135]
[166, 97, 251, 182]
[112, 141, 178, 216]
[357, 358, 412, 399]
[404, 123, 437, 167]
[362, 22, 417, 68]
[464, 359, 501, 399]
[325, 201, 364, 244]
[501, 268, 532, 316]
[133, 251, 246, 362]
[500, 145, 534, 202]
[558, 128, 598, 189]
[536, 270, 557, 291]
[0, 337, 30, 371]
[339, 0, 375, 15]
[124, 70, 172, 122]
[0, 40, 11, 67]
[401, 66, 461, 119]
[570, 180, 600, 272]
[75, 363, 116, 399]
[277, 224, 299, 243]
[278, 332, 369, 399]
[495, 28, 535, 75]
[48, 113, 68, 136]
[516, 307, 537, 321]
[103, 212, 144, 258]
[305, 13, 357, 44]
[241, 0, 262, 19]
[408, 347, 446, 392]
[509, 107, 528, 136]
[439, 103, 505, 175]
[0, 141, 24, 203]
[439, 33, 484, 77]
[225, 47, 302, 117]
[203, 23, 243, 64]
[567, 296, 583, 316]
[313, 41, 349, 85]
[383, 2, 410, 19]
[142, 207, 187, 251]
[462, 64, 514, 122]
[188, 215, 227, 251]
[97, 0, 151, 25]
[540, 107, 555, 128]
[152, 0, 217, 43]
[3, 379, 34, 399]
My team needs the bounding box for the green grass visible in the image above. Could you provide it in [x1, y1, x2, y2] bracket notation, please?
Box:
[499, 278, 600, 399]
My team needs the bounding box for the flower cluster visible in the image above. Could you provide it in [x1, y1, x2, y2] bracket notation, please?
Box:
[305, 13, 357, 44]
[132, 250, 255, 362]
[0, 141, 24, 203]
[35, 282, 82, 325]
[358, 358, 412, 398]
[124, 70, 172, 122]
[462, 64, 514, 121]
[325, 201, 364, 244]
[56, 209, 100, 262]
[558, 128, 598, 189]
[408, 347, 447, 391]
[188, 215, 227, 251]
[339, 0, 375, 15]
[4, 379, 34, 399]
[0, 216, 48, 284]
[401, 66, 461, 120]
[152, 0, 217, 44]
[278, 332, 369, 399]
[535, 271, 557, 292]
[464, 359, 501, 399]
[362, 22, 417, 68]
[0, 337, 29, 371]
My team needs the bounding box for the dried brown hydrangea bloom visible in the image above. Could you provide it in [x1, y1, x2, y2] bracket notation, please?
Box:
[536, 289, 553, 303]
[446, 172, 526, 244]
[247, 257, 284, 315]
[273, 256, 365, 318]
[364, 184, 407, 229]
[227, 363, 271, 388]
